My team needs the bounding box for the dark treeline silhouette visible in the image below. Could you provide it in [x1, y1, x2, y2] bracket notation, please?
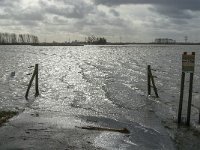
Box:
[86, 35, 107, 45]
[0, 33, 39, 44]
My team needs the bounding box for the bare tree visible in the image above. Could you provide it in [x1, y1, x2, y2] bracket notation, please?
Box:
[0, 32, 39, 44]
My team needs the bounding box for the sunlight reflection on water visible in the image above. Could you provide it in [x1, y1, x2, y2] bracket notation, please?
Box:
[1, 45, 200, 149]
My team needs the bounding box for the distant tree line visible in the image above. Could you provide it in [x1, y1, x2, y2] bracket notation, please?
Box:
[0, 33, 39, 44]
[86, 35, 107, 45]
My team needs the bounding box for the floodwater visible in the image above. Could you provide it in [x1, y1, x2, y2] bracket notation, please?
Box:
[0, 45, 200, 149]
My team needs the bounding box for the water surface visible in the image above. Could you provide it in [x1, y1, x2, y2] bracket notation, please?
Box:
[1, 45, 200, 149]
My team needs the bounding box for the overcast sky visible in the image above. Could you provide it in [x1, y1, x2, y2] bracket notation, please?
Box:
[0, 0, 200, 42]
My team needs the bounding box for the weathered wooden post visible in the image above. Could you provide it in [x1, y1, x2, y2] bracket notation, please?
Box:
[150, 69, 159, 98]
[147, 65, 151, 96]
[186, 52, 195, 126]
[199, 110, 200, 124]
[25, 64, 39, 100]
[35, 64, 39, 97]
[178, 71, 185, 124]
[147, 65, 159, 98]
[178, 52, 195, 126]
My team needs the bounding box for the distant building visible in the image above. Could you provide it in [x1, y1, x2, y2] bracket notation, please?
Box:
[154, 38, 176, 44]
[72, 40, 78, 44]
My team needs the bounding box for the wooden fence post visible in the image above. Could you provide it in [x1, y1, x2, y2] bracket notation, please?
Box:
[149, 69, 159, 98]
[147, 65, 159, 98]
[35, 64, 39, 97]
[199, 110, 200, 124]
[147, 65, 151, 95]
[186, 52, 195, 126]
[178, 72, 185, 124]
[25, 64, 39, 100]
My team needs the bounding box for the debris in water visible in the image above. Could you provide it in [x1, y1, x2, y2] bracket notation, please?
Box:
[28, 66, 34, 68]
[10, 71, 15, 77]
[76, 126, 130, 134]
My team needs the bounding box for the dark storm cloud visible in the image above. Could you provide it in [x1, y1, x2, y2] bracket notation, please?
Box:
[150, 6, 195, 19]
[93, 0, 200, 10]
[93, 0, 200, 19]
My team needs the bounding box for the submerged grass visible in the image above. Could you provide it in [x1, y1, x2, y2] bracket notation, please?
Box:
[0, 111, 18, 126]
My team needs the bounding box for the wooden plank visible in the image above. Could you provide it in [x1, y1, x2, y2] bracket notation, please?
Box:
[76, 126, 130, 134]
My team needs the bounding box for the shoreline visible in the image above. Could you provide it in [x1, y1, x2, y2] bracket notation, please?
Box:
[1, 43, 200, 46]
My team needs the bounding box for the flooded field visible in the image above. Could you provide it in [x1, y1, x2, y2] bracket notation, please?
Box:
[0, 45, 200, 149]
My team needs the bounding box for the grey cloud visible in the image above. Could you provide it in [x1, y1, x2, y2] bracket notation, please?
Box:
[73, 12, 135, 37]
[38, 0, 132, 36]
[110, 9, 120, 17]
[93, 0, 200, 19]
[39, 0, 94, 19]
[0, 0, 94, 28]
[52, 16, 68, 25]
[93, 0, 200, 10]
[44, 5, 89, 18]
[0, 0, 21, 7]
[0, 6, 45, 27]
[149, 6, 195, 19]
[14, 10, 44, 21]
[19, 20, 39, 26]
[1, 0, 199, 42]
